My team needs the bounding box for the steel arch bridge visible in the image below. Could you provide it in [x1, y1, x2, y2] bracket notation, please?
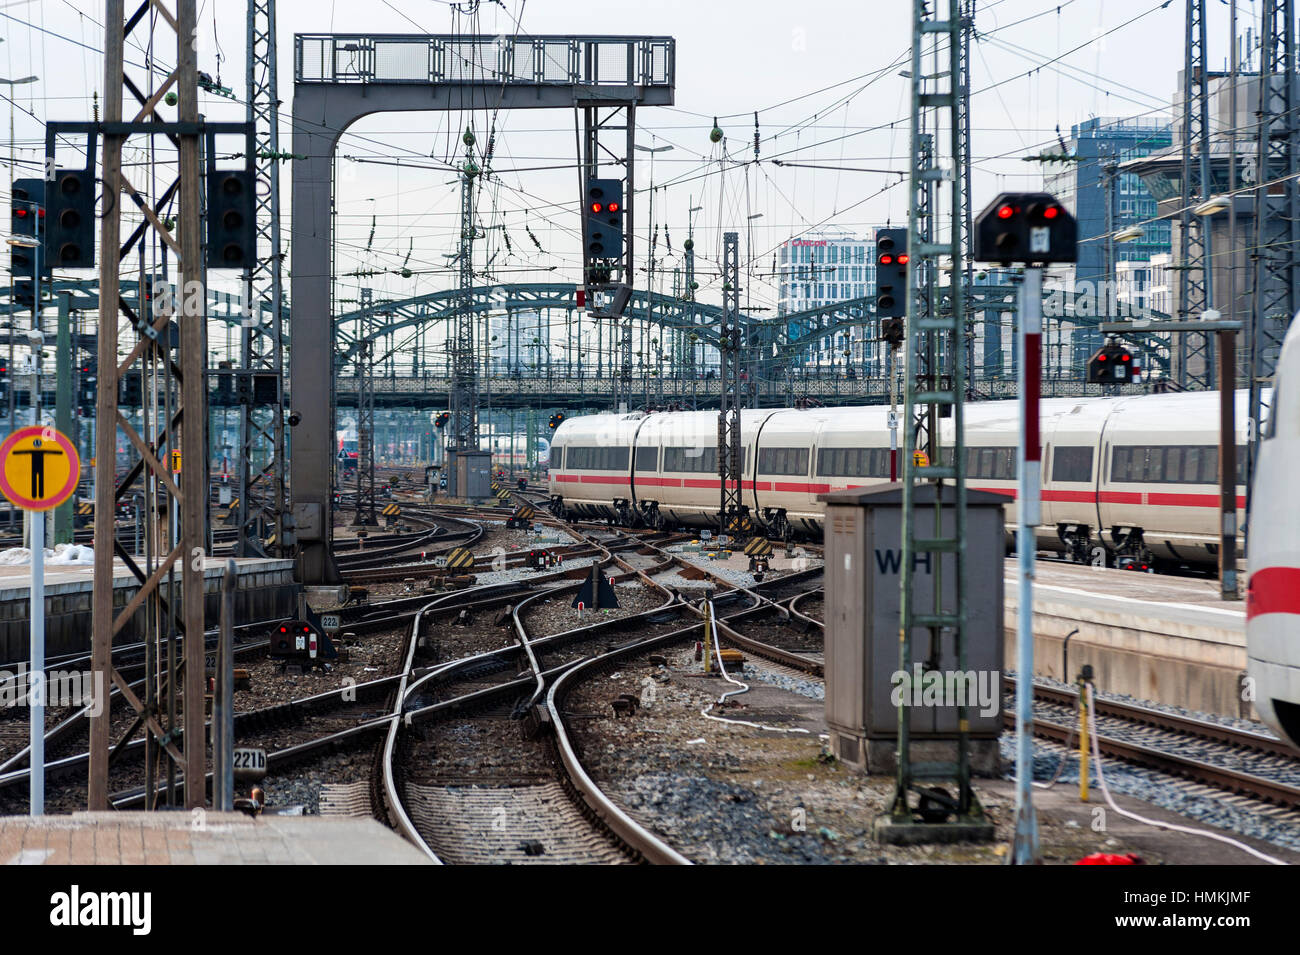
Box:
[0, 277, 1170, 412]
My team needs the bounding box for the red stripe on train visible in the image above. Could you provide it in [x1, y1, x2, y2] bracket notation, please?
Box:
[1247, 567, 1300, 620]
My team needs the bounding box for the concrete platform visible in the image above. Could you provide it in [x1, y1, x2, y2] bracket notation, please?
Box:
[1006, 560, 1249, 719]
[0, 557, 297, 663]
[0, 811, 432, 865]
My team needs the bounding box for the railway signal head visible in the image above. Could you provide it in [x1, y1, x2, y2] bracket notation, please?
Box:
[874, 228, 908, 337]
[974, 191, 1077, 266]
[1087, 341, 1140, 384]
[45, 169, 96, 269]
[9, 179, 49, 285]
[548, 412, 565, 430]
[205, 168, 256, 268]
[583, 178, 624, 265]
[435, 411, 450, 429]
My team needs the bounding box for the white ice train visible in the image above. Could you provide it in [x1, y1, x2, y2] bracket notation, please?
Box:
[548, 389, 1250, 569]
[1248, 320, 1300, 750]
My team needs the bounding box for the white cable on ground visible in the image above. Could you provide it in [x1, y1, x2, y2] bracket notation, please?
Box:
[1085, 684, 1287, 866]
[1033, 716, 1076, 791]
[699, 600, 810, 735]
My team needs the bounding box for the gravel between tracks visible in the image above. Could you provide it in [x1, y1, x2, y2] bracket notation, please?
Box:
[564, 646, 1019, 864]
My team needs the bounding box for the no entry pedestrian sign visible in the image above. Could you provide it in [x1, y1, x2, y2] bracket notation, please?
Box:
[0, 426, 81, 512]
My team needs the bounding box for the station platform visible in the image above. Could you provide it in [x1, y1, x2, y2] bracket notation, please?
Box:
[0, 557, 297, 663]
[1006, 560, 1249, 719]
[0, 811, 431, 865]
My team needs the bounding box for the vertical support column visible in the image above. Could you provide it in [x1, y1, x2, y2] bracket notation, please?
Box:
[1012, 267, 1042, 864]
[91, 0, 209, 810]
[1248, 0, 1298, 528]
[89, 0, 125, 812]
[1218, 331, 1238, 598]
[53, 291, 74, 544]
[177, 0, 208, 809]
[884, 0, 984, 844]
[1176, 0, 1214, 388]
[718, 232, 743, 535]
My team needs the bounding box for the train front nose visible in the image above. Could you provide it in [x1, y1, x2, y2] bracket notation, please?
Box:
[1248, 610, 1300, 750]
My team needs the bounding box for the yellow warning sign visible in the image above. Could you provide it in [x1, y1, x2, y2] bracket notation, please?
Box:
[913, 451, 929, 468]
[0, 426, 81, 512]
[171, 448, 182, 473]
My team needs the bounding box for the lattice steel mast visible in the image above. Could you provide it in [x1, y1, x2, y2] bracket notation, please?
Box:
[90, 0, 213, 810]
[353, 286, 376, 525]
[449, 129, 481, 475]
[237, 0, 287, 555]
[1249, 0, 1299, 509]
[890, 0, 981, 830]
[1176, 0, 1215, 387]
[718, 232, 745, 534]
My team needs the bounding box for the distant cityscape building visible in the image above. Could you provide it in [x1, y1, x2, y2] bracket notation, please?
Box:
[777, 234, 877, 370]
[1042, 115, 1174, 365]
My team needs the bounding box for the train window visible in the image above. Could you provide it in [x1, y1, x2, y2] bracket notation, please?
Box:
[1110, 445, 1248, 485]
[1052, 446, 1093, 483]
[566, 446, 629, 470]
[552, 447, 563, 469]
[634, 446, 657, 472]
[965, 446, 1015, 480]
[758, 447, 810, 476]
[816, 447, 889, 477]
[664, 446, 719, 473]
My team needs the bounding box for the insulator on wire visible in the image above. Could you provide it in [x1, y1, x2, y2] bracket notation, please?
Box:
[753, 111, 760, 160]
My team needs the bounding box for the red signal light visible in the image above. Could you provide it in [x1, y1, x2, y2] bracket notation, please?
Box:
[279, 626, 287, 633]
[996, 204, 1014, 219]
[1119, 353, 1130, 362]
[608, 201, 620, 213]
[302, 625, 310, 633]
[1043, 205, 1060, 220]
[590, 202, 604, 213]
[14, 209, 27, 219]
[878, 253, 894, 265]
[1097, 354, 1107, 362]
[897, 253, 910, 265]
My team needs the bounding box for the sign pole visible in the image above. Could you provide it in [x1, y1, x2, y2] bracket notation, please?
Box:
[1012, 266, 1042, 864]
[0, 424, 83, 817]
[29, 498, 43, 816]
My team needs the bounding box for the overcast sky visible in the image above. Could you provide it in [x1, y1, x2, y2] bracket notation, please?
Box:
[0, 0, 1259, 317]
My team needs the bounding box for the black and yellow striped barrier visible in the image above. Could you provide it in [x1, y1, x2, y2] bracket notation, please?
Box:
[445, 546, 475, 570]
[382, 503, 401, 517]
[743, 536, 773, 558]
[77, 502, 93, 517]
[727, 513, 754, 536]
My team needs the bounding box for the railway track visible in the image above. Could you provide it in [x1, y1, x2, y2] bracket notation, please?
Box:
[1008, 676, 1300, 811]
[381, 539, 693, 864]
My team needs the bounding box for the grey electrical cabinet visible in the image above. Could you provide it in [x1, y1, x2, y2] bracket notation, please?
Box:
[456, 450, 492, 500]
[820, 484, 1008, 773]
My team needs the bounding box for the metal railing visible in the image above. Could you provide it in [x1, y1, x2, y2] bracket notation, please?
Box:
[296, 34, 674, 88]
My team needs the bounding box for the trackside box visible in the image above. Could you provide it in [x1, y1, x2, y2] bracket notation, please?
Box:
[820, 484, 1009, 774]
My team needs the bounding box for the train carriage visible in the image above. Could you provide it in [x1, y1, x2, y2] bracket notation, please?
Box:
[548, 390, 1250, 568]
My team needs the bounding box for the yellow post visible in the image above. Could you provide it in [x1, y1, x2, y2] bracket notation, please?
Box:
[703, 601, 714, 674]
[1078, 676, 1090, 803]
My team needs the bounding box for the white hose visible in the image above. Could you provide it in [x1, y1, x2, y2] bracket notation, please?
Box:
[1084, 684, 1287, 866]
[699, 600, 810, 735]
